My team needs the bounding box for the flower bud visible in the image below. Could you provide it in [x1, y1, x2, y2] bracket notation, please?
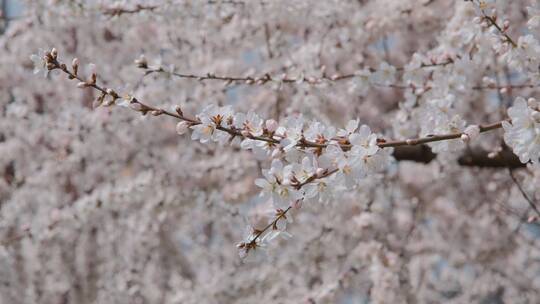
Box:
[503, 20, 510, 30]
[72, 58, 79, 75]
[51, 48, 58, 59]
[531, 111, 540, 123]
[315, 168, 326, 178]
[176, 121, 190, 135]
[265, 119, 279, 132]
[106, 88, 118, 99]
[129, 102, 144, 112]
[134, 55, 148, 69]
[175, 105, 183, 116]
[528, 98, 538, 108]
[464, 125, 480, 141]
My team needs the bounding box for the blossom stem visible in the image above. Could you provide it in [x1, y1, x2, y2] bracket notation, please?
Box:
[251, 206, 292, 244]
[250, 168, 338, 244]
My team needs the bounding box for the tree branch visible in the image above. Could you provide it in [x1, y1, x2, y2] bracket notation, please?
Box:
[508, 169, 540, 218]
[45, 51, 524, 169]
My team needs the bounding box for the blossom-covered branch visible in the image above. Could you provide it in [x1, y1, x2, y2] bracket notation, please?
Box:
[34, 47, 540, 258]
[37, 49, 509, 151]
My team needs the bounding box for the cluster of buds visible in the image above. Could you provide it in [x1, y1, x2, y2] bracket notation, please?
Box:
[30, 48, 61, 76]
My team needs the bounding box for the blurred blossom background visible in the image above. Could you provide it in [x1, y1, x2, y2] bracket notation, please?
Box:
[1, 0, 540, 303]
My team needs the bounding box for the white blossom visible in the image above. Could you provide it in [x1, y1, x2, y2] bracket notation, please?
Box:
[304, 121, 336, 143]
[337, 119, 359, 137]
[527, 2, 540, 31]
[191, 104, 233, 144]
[233, 111, 264, 136]
[349, 125, 379, 157]
[278, 115, 305, 153]
[349, 68, 371, 96]
[175, 121, 189, 135]
[403, 53, 428, 87]
[255, 159, 302, 209]
[370, 61, 396, 86]
[30, 48, 49, 77]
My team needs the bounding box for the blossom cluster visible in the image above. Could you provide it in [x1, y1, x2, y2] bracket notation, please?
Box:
[503, 97, 540, 163]
[31, 46, 400, 257]
[185, 104, 394, 255]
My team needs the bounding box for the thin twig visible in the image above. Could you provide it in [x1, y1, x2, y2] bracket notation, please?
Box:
[101, 4, 158, 17]
[508, 168, 540, 218]
[263, 23, 274, 59]
[143, 62, 538, 91]
[481, 12, 517, 48]
[141, 60, 454, 87]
